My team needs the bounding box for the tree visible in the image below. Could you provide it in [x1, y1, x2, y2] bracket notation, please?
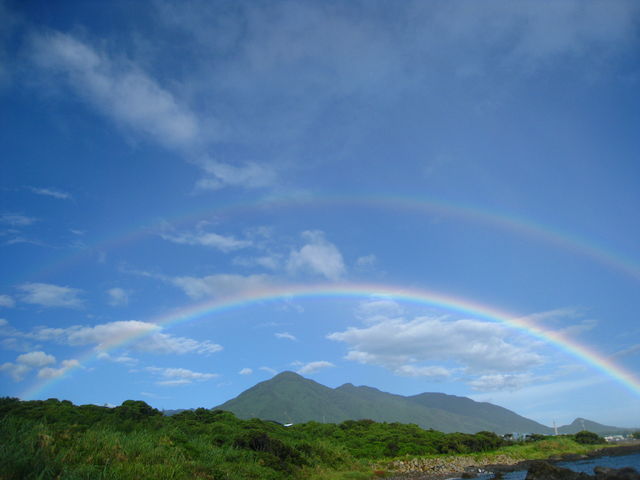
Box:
[574, 430, 604, 445]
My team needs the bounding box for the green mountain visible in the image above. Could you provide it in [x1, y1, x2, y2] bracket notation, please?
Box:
[557, 417, 635, 435]
[215, 371, 554, 434]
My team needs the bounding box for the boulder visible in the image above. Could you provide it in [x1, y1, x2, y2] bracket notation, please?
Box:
[525, 461, 591, 480]
[594, 466, 640, 480]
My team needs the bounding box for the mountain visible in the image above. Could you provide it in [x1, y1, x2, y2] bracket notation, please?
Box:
[557, 417, 635, 435]
[215, 371, 554, 434]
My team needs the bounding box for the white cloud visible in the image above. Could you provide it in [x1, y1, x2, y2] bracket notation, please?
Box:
[0, 362, 31, 381]
[61, 320, 159, 348]
[0, 295, 14, 307]
[31, 320, 222, 355]
[38, 359, 80, 379]
[196, 159, 277, 190]
[97, 351, 138, 365]
[147, 366, 218, 386]
[28, 32, 200, 150]
[468, 373, 534, 392]
[0, 350, 57, 381]
[239, 367, 253, 375]
[275, 332, 296, 341]
[106, 287, 129, 306]
[355, 298, 404, 322]
[394, 364, 453, 379]
[138, 332, 223, 355]
[1, 213, 37, 227]
[28, 187, 72, 200]
[297, 361, 334, 375]
[16, 351, 56, 368]
[259, 366, 277, 375]
[171, 273, 273, 299]
[328, 315, 545, 381]
[287, 230, 346, 280]
[18, 282, 84, 308]
[160, 229, 251, 252]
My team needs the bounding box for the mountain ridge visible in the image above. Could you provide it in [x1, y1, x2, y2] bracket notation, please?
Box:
[215, 371, 550, 434]
[214, 372, 635, 435]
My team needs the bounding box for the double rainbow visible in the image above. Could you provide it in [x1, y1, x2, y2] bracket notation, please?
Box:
[23, 282, 640, 400]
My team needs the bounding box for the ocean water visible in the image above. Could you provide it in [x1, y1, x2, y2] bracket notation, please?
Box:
[453, 453, 640, 480]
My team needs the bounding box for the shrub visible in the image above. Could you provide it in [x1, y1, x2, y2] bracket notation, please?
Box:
[574, 430, 604, 445]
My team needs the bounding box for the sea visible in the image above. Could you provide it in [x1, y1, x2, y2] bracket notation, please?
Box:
[451, 453, 640, 480]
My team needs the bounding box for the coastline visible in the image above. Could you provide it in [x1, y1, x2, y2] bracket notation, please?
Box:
[382, 441, 640, 480]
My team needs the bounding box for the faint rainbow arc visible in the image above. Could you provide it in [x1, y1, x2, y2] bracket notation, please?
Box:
[22, 282, 640, 400]
[27, 194, 640, 283]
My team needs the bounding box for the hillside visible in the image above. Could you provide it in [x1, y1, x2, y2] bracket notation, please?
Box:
[215, 371, 553, 434]
[558, 417, 636, 435]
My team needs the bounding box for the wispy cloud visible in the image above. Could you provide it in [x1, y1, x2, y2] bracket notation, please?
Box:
[30, 320, 222, 355]
[97, 351, 138, 365]
[239, 367, 253, 375]
[147, 366, 218, 386]
[171, 273, 273, 300]
[296, 360, 334, 375]
[195, 158, 278, 191]
[611, 344, 640, 358]
[275, 332, 296, 341]
[0, 295, 15, 308]
[287, 230, 346, 281]
[106, 287, 129, 307]
[28, 31, 200, 150]
[160, 228, 252, 252]
[27, 30, 280, 192]
[1, 213, 37, 227]
[28, 186, 72, 200]
[468, 373, 535, 392]
[17, 282, 84, 309]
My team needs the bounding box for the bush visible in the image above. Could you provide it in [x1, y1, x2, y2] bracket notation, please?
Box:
[574, 430, 605, 445]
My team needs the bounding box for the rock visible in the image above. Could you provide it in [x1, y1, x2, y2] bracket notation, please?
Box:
[525, 461, 591, 480]
[594, 466, 640, 480]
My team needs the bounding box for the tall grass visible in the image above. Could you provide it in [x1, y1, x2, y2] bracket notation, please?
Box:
[0, 398, 611, 480]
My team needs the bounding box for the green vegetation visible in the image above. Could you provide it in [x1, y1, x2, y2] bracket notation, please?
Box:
[216, 371, 553, 434]
[0, 397, 611, 480]
[574, 430, 605, 445]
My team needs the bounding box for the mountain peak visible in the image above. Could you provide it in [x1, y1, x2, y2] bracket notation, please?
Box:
[272, 371, 304, 380]
[215, 373, 554, 434]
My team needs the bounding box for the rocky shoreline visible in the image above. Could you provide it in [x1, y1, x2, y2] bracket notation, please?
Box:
[381, 442, 640, 480]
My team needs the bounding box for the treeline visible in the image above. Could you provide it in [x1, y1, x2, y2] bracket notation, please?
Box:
[0, 397, 606, 480]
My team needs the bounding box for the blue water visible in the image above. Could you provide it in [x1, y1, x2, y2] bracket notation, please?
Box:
[453, 453, 640, 480]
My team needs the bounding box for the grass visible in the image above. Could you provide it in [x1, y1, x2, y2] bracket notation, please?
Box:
[0, 398, 622, 480]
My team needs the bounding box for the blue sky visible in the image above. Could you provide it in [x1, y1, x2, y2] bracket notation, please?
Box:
[1, 0, 640, 428]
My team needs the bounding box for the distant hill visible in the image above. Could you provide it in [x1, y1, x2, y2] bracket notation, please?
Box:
[215, 371, 555, 434]
[557, 417, 636, 435]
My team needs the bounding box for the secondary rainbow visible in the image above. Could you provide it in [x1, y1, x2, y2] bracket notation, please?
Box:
[22, 282, 640, 400]
[20, 194, 640, 284]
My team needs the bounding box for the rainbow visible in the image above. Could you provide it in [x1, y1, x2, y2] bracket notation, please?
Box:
[22, 282, 640, 400]
[25, 194, 640, 283]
